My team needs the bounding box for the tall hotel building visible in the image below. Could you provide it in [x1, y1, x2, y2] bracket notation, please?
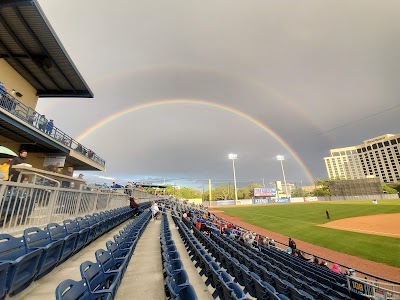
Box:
[324, 134, 400, 183]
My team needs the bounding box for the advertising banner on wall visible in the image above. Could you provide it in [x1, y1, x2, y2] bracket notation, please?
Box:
[254, 188, 276, 197]
[237, 199, 253, 205]
[216, 200, 235, 206]
[253, 198, 270, 204]
[290, 197, 305, 203]
[273, 197, 290, 203]
[305, 197, 318, 202]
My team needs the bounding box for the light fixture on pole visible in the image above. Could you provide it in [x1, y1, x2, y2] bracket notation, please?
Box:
[277, 155, 288, 197]
[228, 153, 238, 204]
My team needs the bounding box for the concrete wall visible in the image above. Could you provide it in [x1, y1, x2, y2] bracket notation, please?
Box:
[0, 59, 38, 109]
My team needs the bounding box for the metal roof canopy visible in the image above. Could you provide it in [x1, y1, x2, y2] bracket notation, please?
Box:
[0, 0, 93, 98]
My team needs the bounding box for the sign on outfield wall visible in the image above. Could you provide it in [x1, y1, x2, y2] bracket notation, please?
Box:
[304, 197, 318, 202]
[253, 198, 270, 204]
[290, 197, 305, 203]
[216, 200, 235, 206]
[273, 197, 290, 203]
[254, 188, 276, 197]
[236, 199, 253, 205]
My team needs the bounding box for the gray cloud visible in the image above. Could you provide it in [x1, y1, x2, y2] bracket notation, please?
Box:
[36, 0, 400, 186]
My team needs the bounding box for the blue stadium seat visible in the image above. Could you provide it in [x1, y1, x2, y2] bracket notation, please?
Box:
[24, 227, 64, 279]
[55, 278, 112, 300]
[84, 215, 99, 241]
[174, 284, 198, 300]
[76, 217, 94, 246]
[80, 261, 119, 298]
[208, 260, 222, 289]
[0, 262, 11, 300]
[64, 219, 89, 253]
[95, 249, 127, 276]
[165, 272, 190, 297]
[230, 282, 249, 300]
[162, 250, 180, 263]
[0, 233, 43, 296]
[47, 223, 78, 265]
[105, 241, 132, 262]
[164, 259, 185, 277]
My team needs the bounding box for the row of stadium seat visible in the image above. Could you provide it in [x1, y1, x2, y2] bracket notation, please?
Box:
[172, 213, 265, 300]
[175, 203, 372, 299]
[193, 222, 369, 300]
[161, 213, 198, 300]
[56, 210, 152, 299]
[0, 204, 148, 300]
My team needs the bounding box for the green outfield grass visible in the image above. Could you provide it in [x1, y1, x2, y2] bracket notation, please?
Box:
[214, 200, 400, 267]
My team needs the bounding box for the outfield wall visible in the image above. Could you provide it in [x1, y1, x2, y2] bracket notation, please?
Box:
[203, 193, 399, 206]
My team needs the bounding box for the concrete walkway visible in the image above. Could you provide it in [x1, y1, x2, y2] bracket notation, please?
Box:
[11, 219, 134, 300]
[167, 213, 214, 300]
[115, 218, 165, 300]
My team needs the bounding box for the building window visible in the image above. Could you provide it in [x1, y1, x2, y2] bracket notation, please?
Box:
[391, 139, 397, 145]
[378, 143, 383, 148]
[384, 141, 389, 147]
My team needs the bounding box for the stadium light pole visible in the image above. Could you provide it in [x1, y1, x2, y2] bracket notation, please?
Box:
[228, 153, 238, 204]
[277, 155, 288, 197]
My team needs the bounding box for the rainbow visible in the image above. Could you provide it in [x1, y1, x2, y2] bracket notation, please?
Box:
[77, 99, 314, 183]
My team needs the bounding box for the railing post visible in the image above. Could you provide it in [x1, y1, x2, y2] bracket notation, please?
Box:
[46, 189, 59, 224]
[0, 183, 8, 208]
[92, 190, 100, 213]
[106, 193, 112, 210]
[74, 190, 83, 217]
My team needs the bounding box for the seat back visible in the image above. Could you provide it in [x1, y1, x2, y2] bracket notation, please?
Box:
[0, 233, 27, 260]
[56, 279, 91, 300]
[85, 215, 97, 227]
[95, 249, 118, 273]
[80, 261, 107, 292]
[24, 227, 52, 249]
[63, 219, 80, 234]
[47, 223, 67, 241]
[75, 217, 89, 230]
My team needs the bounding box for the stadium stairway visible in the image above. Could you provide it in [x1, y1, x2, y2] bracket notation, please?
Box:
[10, 217, 135, 300]
[115, 216, 165, 299]
[166, 213, 214, 300]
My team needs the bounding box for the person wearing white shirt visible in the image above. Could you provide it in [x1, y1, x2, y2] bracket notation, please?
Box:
[151, 201, 161, 220]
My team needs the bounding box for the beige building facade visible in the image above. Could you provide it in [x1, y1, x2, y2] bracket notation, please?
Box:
[324, 134, 400, 183]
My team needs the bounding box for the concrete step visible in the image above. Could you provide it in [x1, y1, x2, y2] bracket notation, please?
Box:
[115, 218, 165, 300]
[167, 213, 214, 300]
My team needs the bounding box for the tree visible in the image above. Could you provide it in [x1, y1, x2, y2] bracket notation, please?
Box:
[312, 188, 330, 197]
[213, 184, 233, 200]
[291, 188, 310, 197]
[382, 183, 398, 194]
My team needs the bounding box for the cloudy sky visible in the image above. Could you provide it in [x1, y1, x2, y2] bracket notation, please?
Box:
[36, 0, 400, 187]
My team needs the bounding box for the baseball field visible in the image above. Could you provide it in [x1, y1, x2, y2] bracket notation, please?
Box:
[213, 200, 400, 268]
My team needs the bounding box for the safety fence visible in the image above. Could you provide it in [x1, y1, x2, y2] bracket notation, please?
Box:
[0, 181, 156, 235]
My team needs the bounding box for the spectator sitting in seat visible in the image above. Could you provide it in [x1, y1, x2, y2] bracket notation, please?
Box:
[320, 261, 329, 268]
[151, 201, 161, 220]
[269, 239, 276, 248]
[330, 263, 341, 274]
[129, 197, 143, 216]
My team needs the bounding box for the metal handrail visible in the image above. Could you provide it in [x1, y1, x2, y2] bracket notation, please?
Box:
[0, 89, 105, 167]
[0, 181, 155, 235]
